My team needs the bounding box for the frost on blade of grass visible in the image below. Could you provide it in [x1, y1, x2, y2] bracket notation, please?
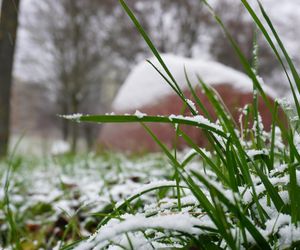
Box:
[60, 113, 83, 122]
[185, 98, 198, 114]
[134, 110, 147, 118]
[169, 114, 223, 131]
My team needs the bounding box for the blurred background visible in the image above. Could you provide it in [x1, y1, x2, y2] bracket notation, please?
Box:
[2, 0, 300, 154]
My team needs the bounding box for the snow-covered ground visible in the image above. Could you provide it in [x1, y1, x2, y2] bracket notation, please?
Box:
[1, 134, 300, 249]
[0, 153, 174, 248]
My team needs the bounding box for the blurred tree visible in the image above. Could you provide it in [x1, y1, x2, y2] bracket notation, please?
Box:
[133, 0, 209, 57]
[23, 0, 111, 151]
[21, 0, 147, 151]
[0, 0, 21, 157]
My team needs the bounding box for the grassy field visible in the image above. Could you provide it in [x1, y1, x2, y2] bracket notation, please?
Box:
[1, 153, 177, 249]
[2, 0, 300, 249]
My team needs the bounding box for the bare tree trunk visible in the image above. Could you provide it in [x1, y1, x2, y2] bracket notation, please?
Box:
[62, 99, 69, 141]
[84, 123, 101, 150]
[70, 123, 78, 153]
[0, 0, 20, 157]
[70, 94, 79, 152]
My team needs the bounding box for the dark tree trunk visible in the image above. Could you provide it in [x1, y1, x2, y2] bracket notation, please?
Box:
[0, 0, 21, 157]
[70, 94, 79, 152]
[70, 122, 78, 153]
[62, 99, 69, 141]
[84, 123, 101, 150]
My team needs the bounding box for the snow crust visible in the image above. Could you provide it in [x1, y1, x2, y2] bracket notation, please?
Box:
[113, 54, 277, 111]
[115, 180, 176, 207]
[74, 213, 203, 250]
[169, 114, 223, 131]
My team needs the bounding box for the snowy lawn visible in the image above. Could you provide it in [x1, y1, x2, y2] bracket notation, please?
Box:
[0, 153, 174, 249]
[3, 1, 300, 249]
[2, 128, 300, 250]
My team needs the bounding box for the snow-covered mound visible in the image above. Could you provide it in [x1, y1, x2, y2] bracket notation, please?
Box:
[113, 54, 276, 111]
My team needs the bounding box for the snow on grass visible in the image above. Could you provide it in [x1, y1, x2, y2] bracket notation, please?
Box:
[185, 98, 198, 114]
[51, 140, 70, 155]
[169, 114, 223, 131]
[115, 180, 177, 207]
[0, 153, 174, 248]
[75, 213, 204, 250]
[60, 113, 83, 122]
[134, 110, 147, 118]
[1, 121, 300, 249]
[246, 149, 269, 159]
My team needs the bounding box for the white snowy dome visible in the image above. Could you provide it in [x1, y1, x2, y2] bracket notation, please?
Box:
[113, 54, 276, 111]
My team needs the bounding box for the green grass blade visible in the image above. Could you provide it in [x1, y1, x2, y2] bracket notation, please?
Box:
[184, 68, 212, 119]
[99, 182, 187, 227]
[147, 60, 182, 99]
[120, 0, 201, 116]
[119, 1, 181, 95]
[288, 162, 300, 224]
[179, 129, 229, 185]
[269, 102, 279, 168]
[240, 0, 300, 117]
[225, 137, 239, 192]
[257, 1, 300, 92]
[67, 114, 227, 137]
[251, 162, 287, 213]
[192, 171, 271, 249]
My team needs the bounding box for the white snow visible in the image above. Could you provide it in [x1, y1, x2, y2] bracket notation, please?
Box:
[134, 110, 147, 118]
[51, 140, 70, 155]
[61, 113, 83, 122]
[186, 99, 198, 114]
[74, 213, 203, 250]
[246, 149, 269, 159]
[115, 180, 177, 207]
[113, 54, 277, 111]
[169, 114, 223, 132]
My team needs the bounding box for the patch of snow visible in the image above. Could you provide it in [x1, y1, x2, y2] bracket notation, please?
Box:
[115, 180, 177, 207]
[246, 149, 269, 159]
[278, 224, 300, 248]
[277, 97, 293, 111]
[134, 110, 147, 118]
[75, 213, 203, 249]
[51, 140, 70, 155]
[294, 132, 300, 151]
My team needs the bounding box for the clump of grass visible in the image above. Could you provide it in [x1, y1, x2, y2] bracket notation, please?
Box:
[63, 0, 300, 249]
